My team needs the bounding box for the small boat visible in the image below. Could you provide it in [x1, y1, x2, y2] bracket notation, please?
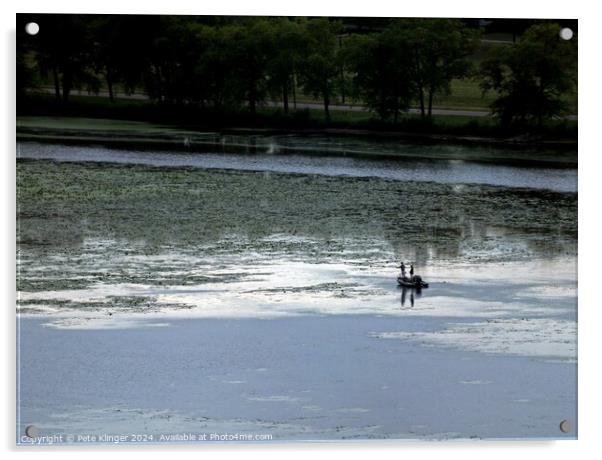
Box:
[397, 275, 429, 289]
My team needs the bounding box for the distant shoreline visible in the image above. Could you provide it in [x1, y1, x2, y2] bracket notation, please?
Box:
[17, 93, 577, 152]
[16, 116, 578, 169]
[17, 127, 579, 148]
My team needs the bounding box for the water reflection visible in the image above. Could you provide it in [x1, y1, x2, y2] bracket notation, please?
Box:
[18, 141, 577, 192]
[400, 286, 423, 309]
[16, 144, 577, 275]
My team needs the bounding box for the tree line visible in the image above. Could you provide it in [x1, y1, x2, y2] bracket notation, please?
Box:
[17, 15, 577, 127]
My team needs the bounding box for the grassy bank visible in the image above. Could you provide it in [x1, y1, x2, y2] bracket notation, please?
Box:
[18, 92, 577, 144]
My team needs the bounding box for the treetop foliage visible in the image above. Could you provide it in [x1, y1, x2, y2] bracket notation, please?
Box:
[17, 15, 576, 127]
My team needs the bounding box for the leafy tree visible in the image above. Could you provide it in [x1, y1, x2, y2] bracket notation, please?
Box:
[90, 15, 158, 102]
[343, 28, 414, 122]
[480, 23, 577, 127]
[164, 18, 216, 106]
[142, 17, 186, 104]
[16, 53, 37, 99]
[401, 19, 479, 118]
[230, 19, 274, 115]
[298, 18, 343, 122]
[192, 24, 244, 110]
[19, 14, 577, 131]
[31, 14, 99, 102]
[16, 17, 39, 98]
[266, 18, 306, 113]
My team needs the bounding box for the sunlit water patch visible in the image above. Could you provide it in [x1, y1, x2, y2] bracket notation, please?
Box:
[18, 237, 576, 337]
[372, 318, 577, 362]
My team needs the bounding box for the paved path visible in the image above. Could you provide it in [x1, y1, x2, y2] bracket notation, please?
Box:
[40, 87, 492, 117]
[272, 101, 491, 117]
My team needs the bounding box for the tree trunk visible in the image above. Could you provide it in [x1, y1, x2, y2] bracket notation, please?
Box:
[292, 73, 297, 110]
[338, 35, 345, 104]
[249, 82, 257, 116]
[282, 80, 289, 114]
[537, 82, 545, 128]
[61, 72, 71, 103]
[427, 87, 434, 118]
[107, 74, 114, 103]
[52, 66, 61, 101]
[340, 69, 346, 105]
[323, 89, 331, 123]
[418, 86, 425, 118]
[154, 66, 163, 103]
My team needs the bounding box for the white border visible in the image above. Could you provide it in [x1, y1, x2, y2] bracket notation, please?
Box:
[2, 1, 600, 459]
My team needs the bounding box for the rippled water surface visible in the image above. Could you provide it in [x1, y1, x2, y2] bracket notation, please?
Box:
[18, 141, 577, 192]
[17, 141, 577, 339]
[16, 139, 577, 440]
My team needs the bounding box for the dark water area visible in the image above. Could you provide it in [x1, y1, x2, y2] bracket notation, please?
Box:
[18, 141, 577, 192]
[17, 149, 576, 261]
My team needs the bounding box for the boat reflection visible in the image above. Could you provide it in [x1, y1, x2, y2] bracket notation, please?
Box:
[400, 286, 422, 309]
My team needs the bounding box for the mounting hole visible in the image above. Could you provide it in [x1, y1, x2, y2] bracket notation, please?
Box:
[559, 419, 571, 433]
[25, 425, 40, 438]
[559, 28, 573, 41]
[25, 22, 39, 36]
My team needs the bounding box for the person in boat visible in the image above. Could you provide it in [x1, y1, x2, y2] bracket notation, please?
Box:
[399, 262, 406, 278]
[410, 264, 414, 281]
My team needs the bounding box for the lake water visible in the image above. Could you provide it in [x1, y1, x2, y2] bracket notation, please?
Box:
[16, 139, 577, 442]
